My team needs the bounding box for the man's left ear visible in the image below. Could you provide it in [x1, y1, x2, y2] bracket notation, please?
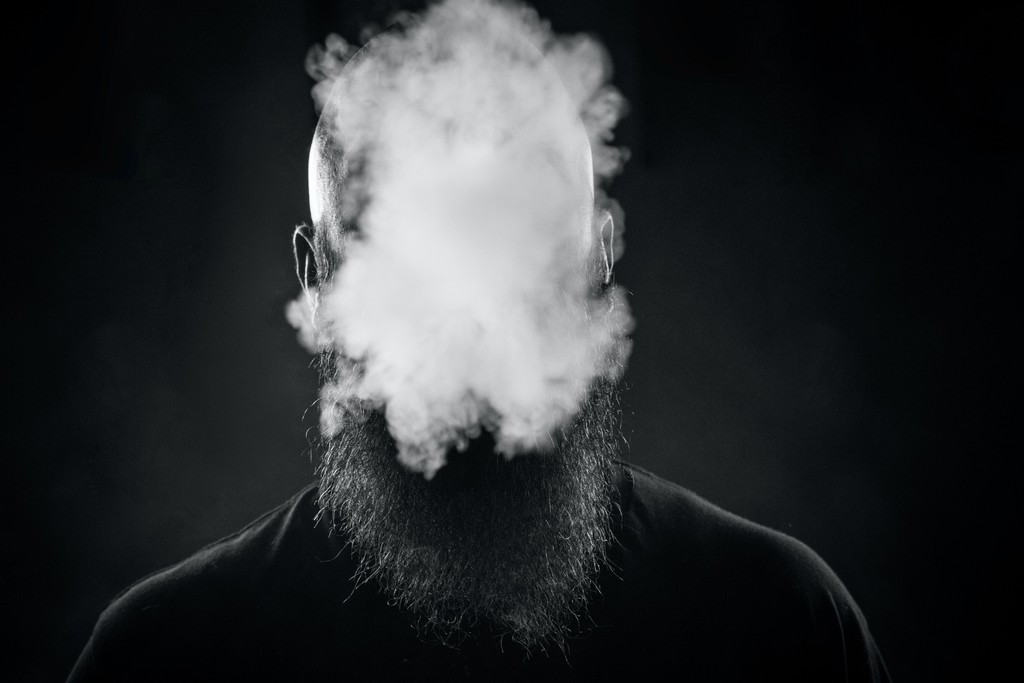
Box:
[293, 224, 319, 300]
[594, 209, 614, 285]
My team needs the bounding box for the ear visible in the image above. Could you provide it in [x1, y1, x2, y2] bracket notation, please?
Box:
[293, 224, 319, 298]
[595, 209, 614, 285]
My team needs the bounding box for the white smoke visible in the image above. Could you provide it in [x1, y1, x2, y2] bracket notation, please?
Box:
[290, 0, 633, 478]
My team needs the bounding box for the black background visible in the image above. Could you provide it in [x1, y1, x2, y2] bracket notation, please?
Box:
[9, 0, 1020, 680]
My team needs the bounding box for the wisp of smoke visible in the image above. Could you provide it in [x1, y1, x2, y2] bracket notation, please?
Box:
[289, 0, 633, 478]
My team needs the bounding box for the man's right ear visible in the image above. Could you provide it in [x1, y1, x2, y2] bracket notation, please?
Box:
[293, 224, 319, 299]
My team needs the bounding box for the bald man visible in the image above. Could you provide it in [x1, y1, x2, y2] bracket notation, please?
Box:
[69, 4, 890, 680]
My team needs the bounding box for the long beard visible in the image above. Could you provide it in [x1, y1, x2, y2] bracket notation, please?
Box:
[316, 374, 621, 653]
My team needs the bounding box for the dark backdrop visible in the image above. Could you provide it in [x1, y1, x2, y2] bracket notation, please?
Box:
[9, 1, 1019, 681]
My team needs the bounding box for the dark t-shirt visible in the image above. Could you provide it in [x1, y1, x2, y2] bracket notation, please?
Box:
[69, 462, 890, 681]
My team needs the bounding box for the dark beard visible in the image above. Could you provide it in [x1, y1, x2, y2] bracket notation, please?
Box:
[316, 375, 621, 653]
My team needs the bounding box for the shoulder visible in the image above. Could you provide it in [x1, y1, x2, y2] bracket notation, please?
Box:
[612, 461, 890, 681]
[618, 461, 845, 593]
[69, 484, 335, 681]
[103, 483, 323, 617]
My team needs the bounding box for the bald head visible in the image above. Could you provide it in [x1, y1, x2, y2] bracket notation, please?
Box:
[291, 0, 632, 478]
[306, 20, 603, 286]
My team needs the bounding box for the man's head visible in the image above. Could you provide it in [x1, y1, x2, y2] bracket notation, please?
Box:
[288, 0, 632, 652]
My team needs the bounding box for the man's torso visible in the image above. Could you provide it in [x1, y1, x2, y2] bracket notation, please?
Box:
[69, 462, 889, 681]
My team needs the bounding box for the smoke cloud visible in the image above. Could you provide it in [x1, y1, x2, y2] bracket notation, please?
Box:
[289, 0, 633, 478]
